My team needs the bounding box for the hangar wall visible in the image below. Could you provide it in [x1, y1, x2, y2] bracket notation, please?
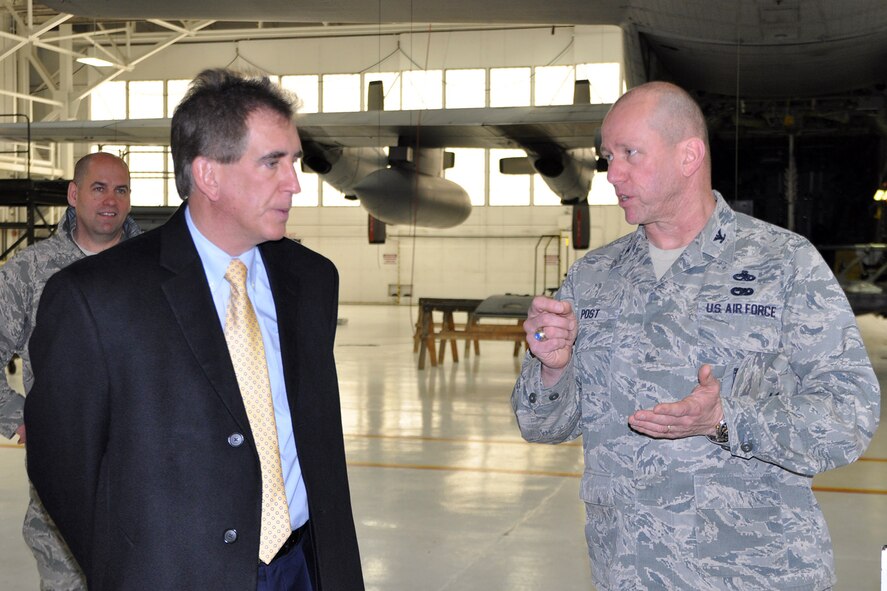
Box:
[107, 25, 634, 303]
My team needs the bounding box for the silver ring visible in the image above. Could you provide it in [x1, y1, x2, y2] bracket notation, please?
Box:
[533, 329, 546, 342]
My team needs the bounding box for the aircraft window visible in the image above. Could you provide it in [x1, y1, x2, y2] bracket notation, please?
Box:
[534, 65, 574, 106]
[281, 75, 320, 114]
[322, 74, 360, 113]
[490, 67, 530, 107]
[403, 70, 442, 110]
[445, 69, 485, 109]
[575, 62, 622, 104]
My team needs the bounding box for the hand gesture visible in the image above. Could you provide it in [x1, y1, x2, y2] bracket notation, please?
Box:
[628, 364, 723, 439]
[524, 296, 577, 385]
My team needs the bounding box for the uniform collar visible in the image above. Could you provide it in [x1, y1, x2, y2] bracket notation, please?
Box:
[616, 190, 736, 277]
[61, 205, 142, 247]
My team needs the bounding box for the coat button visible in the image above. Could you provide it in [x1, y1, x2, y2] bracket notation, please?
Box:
[528, 393, 537, 404]
[224, 529, 238, 544]
[548, 392, 560, 401]
[228, 433, 244, 447]
[741, 442, 754, 453]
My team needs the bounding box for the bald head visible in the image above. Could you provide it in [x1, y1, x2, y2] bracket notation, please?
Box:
[73, 151, 128, 188]
[611, 81, 709, 154]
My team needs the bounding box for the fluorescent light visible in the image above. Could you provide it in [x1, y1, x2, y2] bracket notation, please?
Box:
[77, 56, 114, 68]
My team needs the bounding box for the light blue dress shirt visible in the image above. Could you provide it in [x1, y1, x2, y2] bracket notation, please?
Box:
[185, 206, 308, 531]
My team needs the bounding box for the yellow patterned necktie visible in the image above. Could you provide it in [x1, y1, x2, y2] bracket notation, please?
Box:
[224, 259, 291, 564]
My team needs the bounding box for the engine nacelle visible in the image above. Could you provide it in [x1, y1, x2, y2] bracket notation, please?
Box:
[301, 145, 388, 194]
[353, 168, 472, 228]
[533, 147, 597, 203]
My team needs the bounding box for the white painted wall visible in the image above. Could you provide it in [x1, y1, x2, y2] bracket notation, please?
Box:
[291, 203, 634, 303]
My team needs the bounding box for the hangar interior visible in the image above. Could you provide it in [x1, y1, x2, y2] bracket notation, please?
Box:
[0, 19, 636, 303]
[0, 3, 885, 590]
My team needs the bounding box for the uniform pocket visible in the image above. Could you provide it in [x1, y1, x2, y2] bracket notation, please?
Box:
[694, 473, 788, 577]
[580, 472, 618, 581]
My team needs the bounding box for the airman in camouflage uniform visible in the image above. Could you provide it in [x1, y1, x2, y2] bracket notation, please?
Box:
[0, 152, 140, 590]
[513, 82, 880, 590]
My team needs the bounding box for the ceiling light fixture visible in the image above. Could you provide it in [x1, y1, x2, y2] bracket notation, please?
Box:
[76, 56, 114, 68]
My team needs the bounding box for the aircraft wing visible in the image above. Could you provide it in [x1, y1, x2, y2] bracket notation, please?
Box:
[0, 103, 609, 150]
[297, 103, 609, 150]
[0, 118, 172, 145]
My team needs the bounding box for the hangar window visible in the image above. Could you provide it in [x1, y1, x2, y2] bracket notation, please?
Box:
[402, 70, 442, 110]
[445, 148, 486, 206]
[322, 74, 361, 112]
[489, 148, 530, 205]
[167, 151, 177, 201]
[589, 174, 618, 205]
[576, 62, 621, 104]
[294, 170, 320, 207]
[445, 69, 485, 109]
[322, 182, 360, 207]
[90, 81, 127, 120]
[281, 75, 320, 113]
[534, 66, 574, 106]
[490, 67, 530, 107]
[129, 81, 164, 119]
[362, 72, 401, 110]
[167, 79, 190, 117]
[128, 146, 166, 206]
[534, 178, 562, 205]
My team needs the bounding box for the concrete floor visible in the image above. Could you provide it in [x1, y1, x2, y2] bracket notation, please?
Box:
[1, 303, 885, 590]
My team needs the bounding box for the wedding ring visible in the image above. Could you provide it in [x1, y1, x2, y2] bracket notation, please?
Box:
[533, 329, 546, 342]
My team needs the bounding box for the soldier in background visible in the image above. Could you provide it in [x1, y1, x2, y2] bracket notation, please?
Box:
[513, 82, 880, 590]
[0, 152, 140, 590]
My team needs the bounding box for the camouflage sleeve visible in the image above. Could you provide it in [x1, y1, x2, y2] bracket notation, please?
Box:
[0, 259, 29, 439]
[511, 268, 583, 444]
[722, 240, 881, 475]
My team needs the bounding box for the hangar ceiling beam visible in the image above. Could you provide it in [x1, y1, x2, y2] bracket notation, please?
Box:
[73, 19, 216, 103]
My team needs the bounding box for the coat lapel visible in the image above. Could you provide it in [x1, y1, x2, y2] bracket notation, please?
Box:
[159, 205, 251, 431]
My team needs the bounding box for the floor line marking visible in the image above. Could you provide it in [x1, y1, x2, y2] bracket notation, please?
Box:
[348, 461, 582, 478]
[4, 445, 881, 493]
[348, 462, 887, 495]
[344, 433, 581, 446]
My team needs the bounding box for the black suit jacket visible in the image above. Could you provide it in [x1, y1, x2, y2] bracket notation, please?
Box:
[25, 205, 364, 590]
